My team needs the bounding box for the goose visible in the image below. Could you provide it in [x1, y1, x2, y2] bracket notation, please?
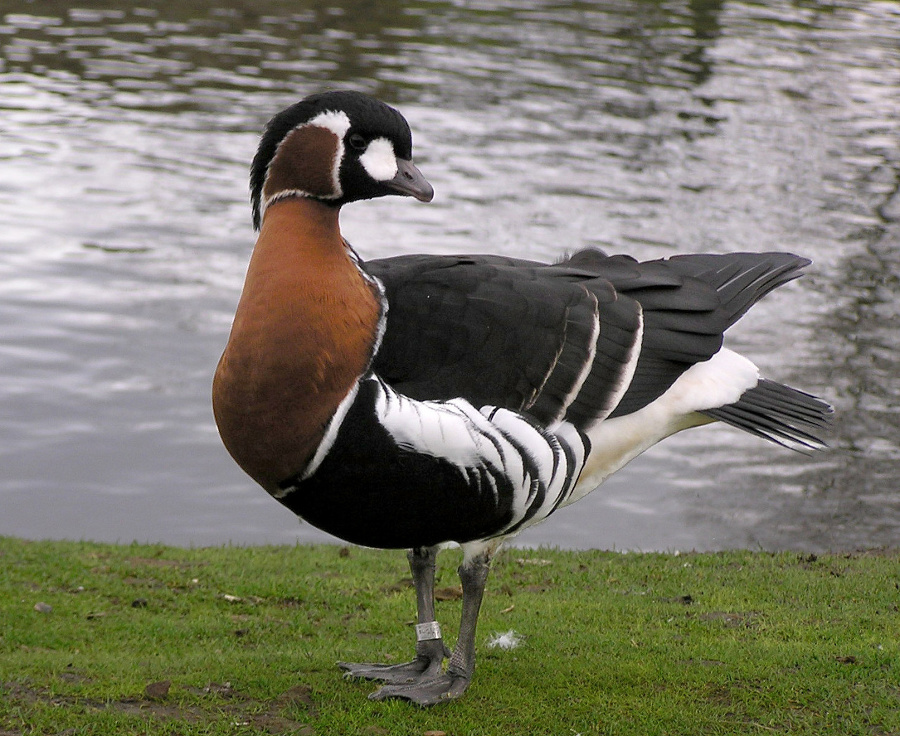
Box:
[212, 90, 831, 706]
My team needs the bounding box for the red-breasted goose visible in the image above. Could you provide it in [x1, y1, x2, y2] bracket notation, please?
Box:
[212, 90, 832, 706]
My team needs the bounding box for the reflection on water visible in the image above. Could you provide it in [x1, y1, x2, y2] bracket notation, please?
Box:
[1, 0, 898, 551]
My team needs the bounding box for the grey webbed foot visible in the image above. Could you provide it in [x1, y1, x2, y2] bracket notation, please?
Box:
[368, 672, 470, 706]
[338, 659, 427, 685]
[338, 638, 451, 685]
[343, 543, 498, 706]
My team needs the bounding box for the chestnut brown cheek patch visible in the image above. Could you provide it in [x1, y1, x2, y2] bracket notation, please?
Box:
[263, 125, 341, 201]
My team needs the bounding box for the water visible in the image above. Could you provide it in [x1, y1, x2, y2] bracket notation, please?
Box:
[1, 0, 898, 552]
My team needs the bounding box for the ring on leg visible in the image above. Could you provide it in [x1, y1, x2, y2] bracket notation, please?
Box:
[415, 621, 442, 642]
[339, 620, 449, 685]
[340, 547, 449, 686]
[371, 544, 497, 706]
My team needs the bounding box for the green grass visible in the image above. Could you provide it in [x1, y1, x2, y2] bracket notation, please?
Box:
[1, 537, 899, 735]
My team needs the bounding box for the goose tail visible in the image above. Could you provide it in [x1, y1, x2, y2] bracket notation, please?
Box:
[702, 379, 833, 452]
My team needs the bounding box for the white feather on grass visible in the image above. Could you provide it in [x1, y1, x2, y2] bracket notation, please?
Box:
[487, 630, 524, 650]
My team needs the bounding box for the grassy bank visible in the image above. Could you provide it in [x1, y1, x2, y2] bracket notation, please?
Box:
[1, 537, 898, 735]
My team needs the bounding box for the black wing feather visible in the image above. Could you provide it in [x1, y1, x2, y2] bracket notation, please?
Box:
[608, 252, 809, 416]
[365, 248, 821, 442]
[365, 252, 638, 428]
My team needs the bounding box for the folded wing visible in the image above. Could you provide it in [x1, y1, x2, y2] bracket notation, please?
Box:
[364, 248, 828, 443]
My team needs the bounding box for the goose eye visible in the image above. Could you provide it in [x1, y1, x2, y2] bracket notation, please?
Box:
[348, 133, 367, 150]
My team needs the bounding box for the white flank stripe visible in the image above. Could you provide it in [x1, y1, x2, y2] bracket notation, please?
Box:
[520, 421, 586, 526]
[487, 408, 558, 481]
[484, 408, 546, 521]
[294, 372, 591, 537]
[466, 406, 527, 498]
[369, 380, 589, 530]
[359, 137, 398, 181]
[374, 383, 503, 475]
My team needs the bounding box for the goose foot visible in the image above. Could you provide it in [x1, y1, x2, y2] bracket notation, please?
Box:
[368, 672, 470, 706]
[338, 638, 451, 685]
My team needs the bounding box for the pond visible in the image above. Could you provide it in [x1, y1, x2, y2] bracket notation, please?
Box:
[1, 0, 898, 552]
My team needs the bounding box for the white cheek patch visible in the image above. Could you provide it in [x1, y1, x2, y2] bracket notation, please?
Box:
[359, 137, 398, 181]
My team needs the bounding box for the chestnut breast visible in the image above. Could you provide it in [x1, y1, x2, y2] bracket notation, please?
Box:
[212, 199, 382, 491]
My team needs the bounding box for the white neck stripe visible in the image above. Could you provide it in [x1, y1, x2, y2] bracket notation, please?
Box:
[308, 109, 351, 138]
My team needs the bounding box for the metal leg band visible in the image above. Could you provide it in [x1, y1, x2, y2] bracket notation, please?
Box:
[415, 621, 442, 641]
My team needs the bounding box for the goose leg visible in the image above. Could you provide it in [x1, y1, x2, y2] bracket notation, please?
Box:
[370, 545, 494, 706]
[339, 546, 450, 685]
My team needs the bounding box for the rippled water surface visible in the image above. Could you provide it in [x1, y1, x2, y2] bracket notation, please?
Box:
[1, 0, 898, 551]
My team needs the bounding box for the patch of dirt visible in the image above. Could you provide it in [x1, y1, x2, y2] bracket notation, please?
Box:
[122, 575, 163, 588]
[381, 577, 414, 594]
[276, 596, 306, 608]
[659, 594, 694, 605]
[378, 580, 464, 601]
[2, 679, 318, 734]
[834, 655, 858, 664]
[515, 558, 552, 566]
[126, 556, 190, 569]
[434, 586, 463, 601]
[144, 680, 171, 700]
[56, 669, 92, 685]
[693, 611, 761, 628]
[679, 658, 726, 667]
[276, 684, 319, 719]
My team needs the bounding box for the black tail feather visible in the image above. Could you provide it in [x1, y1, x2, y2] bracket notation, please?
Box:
[702, 379, 832, 452]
